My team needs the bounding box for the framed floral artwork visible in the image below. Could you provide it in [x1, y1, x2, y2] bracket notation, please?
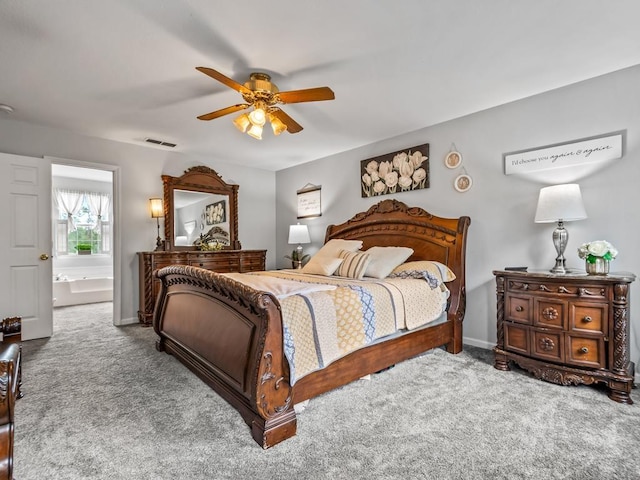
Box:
[361, 143, 429, 198]
[205, 200, 226, 225]
[445, 151, 462, 169]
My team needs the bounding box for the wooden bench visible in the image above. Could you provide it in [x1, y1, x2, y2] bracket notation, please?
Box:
[0, 317, 22, 480]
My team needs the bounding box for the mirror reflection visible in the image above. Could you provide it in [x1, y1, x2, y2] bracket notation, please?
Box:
[173, 190, 230, 248]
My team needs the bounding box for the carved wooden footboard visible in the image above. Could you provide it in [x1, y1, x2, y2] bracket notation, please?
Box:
[153, 266, 296, 447]
[153, 199, 470, 448]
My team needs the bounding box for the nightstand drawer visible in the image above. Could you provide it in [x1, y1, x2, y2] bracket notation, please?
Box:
[566, 335, 605, 369]
[570, 302, 607, 335]
[535, 299, 566, 329]
[530, 329, 563, 363]
[504, 323, 529, 355]
[506, 295, 532, 324]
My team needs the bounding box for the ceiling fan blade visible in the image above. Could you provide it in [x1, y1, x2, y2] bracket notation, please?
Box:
[270, 108, 303, 133]
[277, 87, 335, 104]
[196, 67, 253, 95]
[197, 103, 250, 121]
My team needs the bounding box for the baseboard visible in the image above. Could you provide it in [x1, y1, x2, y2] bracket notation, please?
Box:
[462, 336, 493, 351]
[118, 316, 139, 326]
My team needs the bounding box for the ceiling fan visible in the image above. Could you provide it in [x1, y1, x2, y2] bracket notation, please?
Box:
[195, 67, 335, 139]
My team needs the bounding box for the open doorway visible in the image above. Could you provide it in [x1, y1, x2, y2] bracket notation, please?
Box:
[51, 163, 119, 326]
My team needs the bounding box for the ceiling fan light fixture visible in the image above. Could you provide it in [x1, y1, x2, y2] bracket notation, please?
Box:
[248, 106, 266, 127]
[268, 114, 287, 136]
[233, 113, 250, 132]
[246, 123, 263, 140]
[195, 67, 334, 136]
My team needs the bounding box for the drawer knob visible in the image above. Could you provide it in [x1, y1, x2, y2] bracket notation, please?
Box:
[583, 316, 593, 323]
[539, 337, 555, 351]
[515, 306, 524, 312]
[579, 346, 589, 354]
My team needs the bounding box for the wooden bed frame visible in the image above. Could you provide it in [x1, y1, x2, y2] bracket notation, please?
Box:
[153, 199, 470, 448]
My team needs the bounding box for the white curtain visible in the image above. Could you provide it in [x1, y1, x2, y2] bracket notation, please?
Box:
[86, 192, 111, 232]
[53, 189, 84, 233]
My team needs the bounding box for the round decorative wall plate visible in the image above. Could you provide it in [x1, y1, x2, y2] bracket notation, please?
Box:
[454, 174, 473, 192]
[445, 151, 462, 169]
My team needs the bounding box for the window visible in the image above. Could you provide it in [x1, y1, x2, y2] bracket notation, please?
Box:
[53, 189, 112, 256]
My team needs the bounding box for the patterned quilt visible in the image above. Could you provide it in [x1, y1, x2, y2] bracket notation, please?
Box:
[244, 270, 450, 385]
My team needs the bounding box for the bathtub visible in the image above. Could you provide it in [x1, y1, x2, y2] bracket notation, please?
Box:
[53, 277, 113, 307]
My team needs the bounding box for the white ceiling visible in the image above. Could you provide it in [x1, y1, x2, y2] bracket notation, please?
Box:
[1, 1, 639, 171]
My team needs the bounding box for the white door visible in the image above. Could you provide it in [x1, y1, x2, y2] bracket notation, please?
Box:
[0, 153, 53, 340]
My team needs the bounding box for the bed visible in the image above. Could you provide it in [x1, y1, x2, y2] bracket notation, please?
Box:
[153, 199, 470, 448]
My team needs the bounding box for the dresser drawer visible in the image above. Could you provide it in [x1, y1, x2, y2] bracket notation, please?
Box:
[240, 254, 265, 272]
[565, 334, 605, 369]
[192, 258, 241, 272]
[505, 295, 532, 324]
[569, 302, 607, 335]
[530, 329, 564, 363]
[189, 254, 241, 272]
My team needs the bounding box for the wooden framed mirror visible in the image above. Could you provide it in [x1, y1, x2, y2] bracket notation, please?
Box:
[162, 166, 240, 250]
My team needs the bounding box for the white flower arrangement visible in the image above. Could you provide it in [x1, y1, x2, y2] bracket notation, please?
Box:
[577, 240, 618, 263]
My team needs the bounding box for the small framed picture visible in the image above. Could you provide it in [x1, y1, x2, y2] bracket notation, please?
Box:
[445, 151, 462, 169]
[454, 174, 473, 193]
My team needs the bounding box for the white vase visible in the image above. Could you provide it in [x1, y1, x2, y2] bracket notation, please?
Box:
[586, 257, 609, 275]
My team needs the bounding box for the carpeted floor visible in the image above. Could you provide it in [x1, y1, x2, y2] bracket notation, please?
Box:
[13, 302, 640, 479]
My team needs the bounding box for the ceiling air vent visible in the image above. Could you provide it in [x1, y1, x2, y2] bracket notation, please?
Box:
[145, 137, 177, 148]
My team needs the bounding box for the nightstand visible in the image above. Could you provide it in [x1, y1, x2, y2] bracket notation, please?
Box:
[493, 269, 636, 404]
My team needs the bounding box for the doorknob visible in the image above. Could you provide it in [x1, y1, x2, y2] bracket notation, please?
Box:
[39, 253, 50, 261]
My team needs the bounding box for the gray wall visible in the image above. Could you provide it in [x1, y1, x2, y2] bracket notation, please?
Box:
[275, 65, 640, 368]
[0, 119, 277, 323]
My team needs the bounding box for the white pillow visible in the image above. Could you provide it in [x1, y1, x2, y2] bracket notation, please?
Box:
[363, 246, 414, 279]
[301, 257, 344, 276]
[301, 239, 363, 276]
[314, 239, 363, 258]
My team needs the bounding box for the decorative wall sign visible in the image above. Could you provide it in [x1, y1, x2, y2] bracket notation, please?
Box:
[297, 184, 322, 219]
[504, 132, 623, 175]
[361, 143, 429, 197]
[205, 200, 226, 225]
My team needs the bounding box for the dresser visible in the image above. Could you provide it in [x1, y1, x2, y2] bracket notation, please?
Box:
[493, 269, 636, 404]
[137, 250, 266, 326]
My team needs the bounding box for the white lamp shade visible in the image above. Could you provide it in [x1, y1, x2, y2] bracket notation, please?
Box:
[246, 123, 263, 140]
[288, 224, 310, 244]
[534, 184, 587, 223]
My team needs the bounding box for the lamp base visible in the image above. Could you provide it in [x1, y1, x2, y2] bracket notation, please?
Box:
[154, 218, 164, 251]
[550, 220, 569, 274]
[550, 262, 569, 274]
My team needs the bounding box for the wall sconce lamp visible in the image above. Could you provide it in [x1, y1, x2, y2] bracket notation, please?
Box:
[232, 101, 287, 140]
[534, 184, 587, 274]
[287, 223, 311, 269]
[149, 197, 164, 250]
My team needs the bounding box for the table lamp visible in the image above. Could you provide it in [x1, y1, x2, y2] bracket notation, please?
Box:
[534, 184, 587, 274]
[288, 223, 311, 268]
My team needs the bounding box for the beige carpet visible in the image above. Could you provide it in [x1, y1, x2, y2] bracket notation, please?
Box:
[13, 302, 640, 479]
